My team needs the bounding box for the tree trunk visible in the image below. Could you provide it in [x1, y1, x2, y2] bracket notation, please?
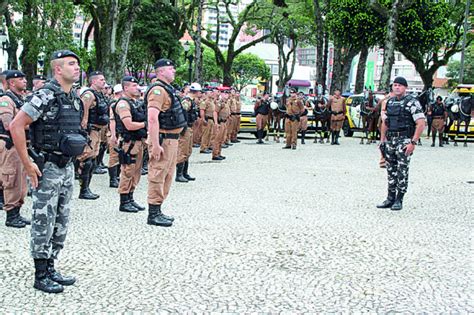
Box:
[331, 43, 342, 94]
[193, 0, 204, 84]
[117, 0, 140, 83]
[313, 0, 324, 86]
[19, 0, 38, 89]
[321, 30, 329, 94]
[341, 49, 357, 92]
[3, 11, 18, 70]
[223, 60, 234, 87]
[379, 0, 400, 91]
[354, 46, 369, 93]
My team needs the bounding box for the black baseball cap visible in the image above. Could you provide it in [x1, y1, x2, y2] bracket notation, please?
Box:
[154, 59, 175, 69]
[51, 50, 80, 63]
[6, 70, 25, 80]
[88, 71, 103, 77]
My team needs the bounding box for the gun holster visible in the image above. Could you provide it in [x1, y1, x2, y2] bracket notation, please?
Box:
[116, 141, 136, 165]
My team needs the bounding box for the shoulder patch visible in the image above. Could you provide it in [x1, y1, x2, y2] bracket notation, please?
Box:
[118, 103, 127, 109]
[153, 89, 161, 95]
[83, 93, 92, 99]
[0, 101, 9, 107]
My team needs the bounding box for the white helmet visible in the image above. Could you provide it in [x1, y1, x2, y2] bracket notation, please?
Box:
[113, 84, 123, 94]
[451, 104, 459, 113]
[190, 82, 202, 92]
[270, 101, 278, 110]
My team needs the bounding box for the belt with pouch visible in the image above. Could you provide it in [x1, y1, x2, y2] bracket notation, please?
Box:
[386, 130, 410, 139]
[432, 116, 444, 119]
[332, 111, 343, 115]
[44, 152, 73, 168]
[159, 133, 180, 140]
[231, 112, 241, 115]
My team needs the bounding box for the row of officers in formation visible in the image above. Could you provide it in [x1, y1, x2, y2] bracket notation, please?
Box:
[0, 50, 245, 294]
[0, 47, 426, 294]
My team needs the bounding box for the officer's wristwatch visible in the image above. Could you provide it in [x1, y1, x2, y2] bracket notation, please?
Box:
[410, 140, 417, 145]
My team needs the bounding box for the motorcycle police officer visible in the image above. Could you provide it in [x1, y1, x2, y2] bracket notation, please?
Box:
[10, 50, 88, 293]
[145, 59, 187, 227]
[0, 70, 31, 228]
[77, 70, 109, 200]
[113, 76, 147, 212]
[377, 76, 425, 211]
[254, 92, 270, 144]
[175, 82, 200, 182]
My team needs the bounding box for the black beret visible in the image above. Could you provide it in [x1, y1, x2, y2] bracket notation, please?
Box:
[393, 76, 408, 87]
[51, 50, 80, 63]
[154, 59, 175, 69]
[33, 74, 46, 81]
[88, 71, 103, 77]
[6, 70, 26, 80]
[1, 70, 11, 76]
[122, 76, 139, 83]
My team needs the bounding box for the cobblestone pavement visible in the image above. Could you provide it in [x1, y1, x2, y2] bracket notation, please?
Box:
[1, 135, 473, 313]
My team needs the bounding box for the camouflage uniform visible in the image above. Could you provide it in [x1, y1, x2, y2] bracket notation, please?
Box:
[383, 95, 425, 195]
[21, 85, 77, 259]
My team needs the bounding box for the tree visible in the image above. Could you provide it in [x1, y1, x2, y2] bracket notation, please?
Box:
[231, 52, 270, 91]
[396, 0, 473, 90]
[76, 0, 141, 83]
[175, 45, 221, 85]
[313, 0, 331, 93]
[7, 0, 76, 87]
[371, 0, 413, 91]
[185, 0, 278, 86]
[446, 44, 474, 87]
[327, 0, 384, 93]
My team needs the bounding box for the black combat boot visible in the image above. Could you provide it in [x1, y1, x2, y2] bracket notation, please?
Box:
[96, 143, 107, 169]
[431, 131, 436, 147]
[183, 161, 195, 181]
[79, 160, 100, 200]
[5, 207, 26, 228]
[335, 131, 341, 145]
[256, 130, 264, 144]
[47, 259, 76, 286]
[376, 191, 396, 209]
[74, 160, 80, 180]
[119, 194, 139, 213]
[301, 131, 306, 144]
[147, 204, 173, 227]
[129, 192, 145, 211]
[0, 189, 4, 210]
[108, 166, 119, 188]
[33, 259, 64, 293]
[439, 133, 444, 147]
[330, 132, 335, 145]
[391, 193, 404, 211]
[175, 163, 189, 183]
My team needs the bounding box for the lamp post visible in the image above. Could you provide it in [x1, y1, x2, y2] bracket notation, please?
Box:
[183, 41, 194, 83]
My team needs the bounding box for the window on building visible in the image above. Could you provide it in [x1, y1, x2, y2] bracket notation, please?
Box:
[394, 68, 399, 76]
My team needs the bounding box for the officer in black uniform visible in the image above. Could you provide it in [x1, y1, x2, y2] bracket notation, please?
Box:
[10, 50, 88, 293]
[377, 77, 425, 211]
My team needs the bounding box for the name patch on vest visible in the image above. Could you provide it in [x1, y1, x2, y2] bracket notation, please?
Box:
[0, 101, 8, 107]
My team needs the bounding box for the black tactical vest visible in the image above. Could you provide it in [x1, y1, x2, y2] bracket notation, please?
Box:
[432, 103, 445, 116]
[5, 91, 25, 109]
[82, 88, 109, 126]
[386, 95, 416, 135]
[113, 97, 147, 141]
[256, 100, 270, 115]
[144, 80, 187, 130]
[181, 96, 198, 126]
[30, 81, 87, 156]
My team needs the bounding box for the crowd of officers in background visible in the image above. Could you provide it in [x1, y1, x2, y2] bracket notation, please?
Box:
[0, 63, 243, 230]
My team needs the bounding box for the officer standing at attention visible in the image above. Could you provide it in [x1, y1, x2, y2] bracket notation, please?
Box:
[77, 71, 109, 200]
[254, 92, 270, 144]
[114, 76, 147, 213]
[377, 76, 425, 211]
[175, 82, 201, 182]
[199, 89, 216, 154]
[328, 88, 346, 145]
[32, 75, 46, 91]
[0, 70, 31, 228]
[428, 96, 447, 147]
[145, 59, 187, 227]
[283, 88, 304, 150]
[10, 50, 88, 293]
[107, 84, 123, 188]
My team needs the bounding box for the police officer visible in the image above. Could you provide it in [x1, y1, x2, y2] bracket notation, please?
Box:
[328, 88, 346, 145]
[230, 90, 242, 143]
[10, 50, 87, 293]
[175, 83, 200, 182]
[0, 70, 30, 228]
[145, 59, 187, 227]
[300, 93, 311, 144]
[0, 70, 9, 94]
[213, 90, 231, 160]
[77, 71, 109, 200]
[377, 76, 426, 211]
[283, 88, 304, 150]
[107, 84, 123, 188]
[114, 76, 147, 213]
[254, 92, 270, 144]
[199, 89, 217, 154]
[428, 96, 447, 147]
[32, 75, 46, 91]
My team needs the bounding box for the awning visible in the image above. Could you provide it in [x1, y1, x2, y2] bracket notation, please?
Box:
[288, 79, 311, 87]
